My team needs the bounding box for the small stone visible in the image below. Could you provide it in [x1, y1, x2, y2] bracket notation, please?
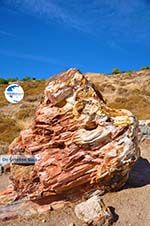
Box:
[51, 201, 65, 210]
[68, 223, 75, 226]
[49, 205, 54, 211]
[74, 195, 112, 225]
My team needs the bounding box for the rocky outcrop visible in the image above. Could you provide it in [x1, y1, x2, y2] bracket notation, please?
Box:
[1, 69, 140, 203]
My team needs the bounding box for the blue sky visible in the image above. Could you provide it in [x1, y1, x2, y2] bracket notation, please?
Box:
[0, 0, 150, 79]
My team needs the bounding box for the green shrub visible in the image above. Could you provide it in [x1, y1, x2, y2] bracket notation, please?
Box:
[7, 77, 18, 82]
[141, 66, 150, 70]
[22, 75, 31, 81]
[112, 68, 121, 74]
[0, 78, 8, 84]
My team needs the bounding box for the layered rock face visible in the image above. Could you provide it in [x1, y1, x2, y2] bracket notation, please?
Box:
[8, 68, 140, 200]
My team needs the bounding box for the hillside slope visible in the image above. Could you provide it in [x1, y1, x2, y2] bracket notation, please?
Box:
[87, 69, 150, 120]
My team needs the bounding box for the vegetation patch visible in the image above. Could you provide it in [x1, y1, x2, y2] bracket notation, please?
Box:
[112, 68, 121, 74]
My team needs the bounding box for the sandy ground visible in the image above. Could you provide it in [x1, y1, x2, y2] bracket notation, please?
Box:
[103, 140, 150, 226]
[0, 139, 149, 226]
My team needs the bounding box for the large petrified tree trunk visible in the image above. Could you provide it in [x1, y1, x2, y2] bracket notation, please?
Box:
[6, 68, 140, 201]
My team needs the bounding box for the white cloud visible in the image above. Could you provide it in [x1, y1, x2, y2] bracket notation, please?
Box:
[2, 0, 89, 32]
[0, 49, 65, 66]
[0, 29, 16, 38]
[2, 0, 150, 47]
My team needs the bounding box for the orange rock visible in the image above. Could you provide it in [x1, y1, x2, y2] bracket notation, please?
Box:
[6, 68, 140, 200]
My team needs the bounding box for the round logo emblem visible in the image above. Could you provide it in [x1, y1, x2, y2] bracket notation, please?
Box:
[4, 84, 24, 104]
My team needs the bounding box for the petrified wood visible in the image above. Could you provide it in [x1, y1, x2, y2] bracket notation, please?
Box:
[6, 68, 140, 201]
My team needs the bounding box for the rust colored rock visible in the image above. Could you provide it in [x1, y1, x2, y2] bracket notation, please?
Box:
[7, 68, 140, 200]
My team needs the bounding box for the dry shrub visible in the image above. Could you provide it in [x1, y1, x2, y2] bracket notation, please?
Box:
[103, 83, 116, 92]
[117, 88, 128, 95]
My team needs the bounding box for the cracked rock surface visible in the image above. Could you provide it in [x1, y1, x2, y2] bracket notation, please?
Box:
[4, 68, 140, 202]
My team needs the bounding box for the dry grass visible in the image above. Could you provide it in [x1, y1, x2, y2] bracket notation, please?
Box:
[0, 113, 21, 143]
[0, 84, 9, 107]
[87, 69, 150, 120]
[0, 80, 45, 148]
[21, 80, 45, 98]
[14, 106, 35, 120]
[110, 94, 150, 119]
